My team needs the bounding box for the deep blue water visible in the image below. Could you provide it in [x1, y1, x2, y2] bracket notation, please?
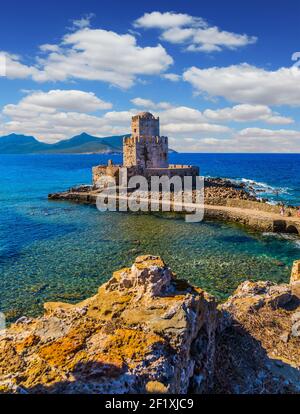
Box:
[0, 153, 299, 321]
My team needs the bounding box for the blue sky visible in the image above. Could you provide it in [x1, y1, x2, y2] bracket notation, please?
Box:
[0, 0, 300, 152]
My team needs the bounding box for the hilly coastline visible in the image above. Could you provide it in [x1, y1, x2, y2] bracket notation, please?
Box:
[0, 133, 126, 154]
[0, 133, 178, 155]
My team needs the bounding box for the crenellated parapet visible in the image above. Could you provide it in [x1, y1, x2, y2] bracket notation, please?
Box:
[92, 112, 199, 189]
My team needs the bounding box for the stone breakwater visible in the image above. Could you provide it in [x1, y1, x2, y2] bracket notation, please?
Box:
[0, 255, 300, 394]
[48, 178, 300, 235]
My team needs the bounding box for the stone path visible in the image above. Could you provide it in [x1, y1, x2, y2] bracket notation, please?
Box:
[49, 190, 300, 234]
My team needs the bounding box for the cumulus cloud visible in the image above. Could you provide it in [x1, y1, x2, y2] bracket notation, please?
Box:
[237, 127, 300, 140]
[1, 92, 298, 153]
[104, 102, 231, 139]
[70, 13, 95, 30]
[0, 90, 116, 142]
[134, 11, 202, 29]
[0, 52, 38, 79]
[10, 90, 112, 113]
[183, 64, 300, 106]
[162, 73, 181, 82]
[134, 11, 257, 53]
[231, 127, 300, 152]
[1, 26, 173, 88]
[170, 127, 300, 153]
[155, 106, 231, 136]
[34, 28, 173, 88]
[39, 44, 61, 53]
[203, 104, 294, 125]
[131, 97, 172, 109]
[0, 93, 230, 144]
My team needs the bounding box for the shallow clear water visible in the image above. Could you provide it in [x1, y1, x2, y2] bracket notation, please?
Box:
[0, 154, 299, 321]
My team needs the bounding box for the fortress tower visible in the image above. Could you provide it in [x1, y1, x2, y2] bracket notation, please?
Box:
[92, 111, 199, 188]
[123, 112, 169, 169]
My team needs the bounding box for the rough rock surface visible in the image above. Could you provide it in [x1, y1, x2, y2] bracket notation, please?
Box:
[290, 260, 300, 302]
[0, 255, 217, 394]
[204, 178, 257, 202]
[291, 260, 300, 284]
[0, 255, 300, 394]
[215, 280, 300, 393]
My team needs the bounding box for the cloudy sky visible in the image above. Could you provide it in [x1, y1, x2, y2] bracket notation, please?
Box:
[0, 0, 300, 152]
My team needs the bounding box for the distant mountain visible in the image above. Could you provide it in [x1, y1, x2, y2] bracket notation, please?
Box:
[42, 133, 127, 154]
[0, 134, 49, 154]
[0, 133, 127, 154]
[0, 132, 178, 154]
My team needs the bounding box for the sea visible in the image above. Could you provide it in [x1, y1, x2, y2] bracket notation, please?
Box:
[0, 153, 299, 321]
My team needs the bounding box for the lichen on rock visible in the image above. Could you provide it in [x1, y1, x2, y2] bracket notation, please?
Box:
[0, 255, 300, 394]
[0, 255, 217, 394]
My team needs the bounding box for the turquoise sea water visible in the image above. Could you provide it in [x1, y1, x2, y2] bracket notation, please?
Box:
[0, 153, 299, 321]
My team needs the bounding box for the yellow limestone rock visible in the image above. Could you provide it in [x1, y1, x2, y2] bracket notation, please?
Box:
[291, 260, 300, 299]
[1, 255, 299, 394]
[291, 260, 300, 284]
[0, 255, 216, 394]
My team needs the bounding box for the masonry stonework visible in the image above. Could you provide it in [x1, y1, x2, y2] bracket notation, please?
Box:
[124, 112, 168, 168]
[92, 111, 199, 188]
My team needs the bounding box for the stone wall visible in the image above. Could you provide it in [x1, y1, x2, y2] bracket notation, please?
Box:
[131, 112, 159, 137]
[92, 163, 199, 189]
[92, 164, 122, 187]
[223, 198, 297, 217]
[124, 112, 168, 169]
[123, 136, 169, 169]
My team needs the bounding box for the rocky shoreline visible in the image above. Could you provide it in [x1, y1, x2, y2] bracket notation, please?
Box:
[48, 177, 300, 235]
[0, 255, 300, 394]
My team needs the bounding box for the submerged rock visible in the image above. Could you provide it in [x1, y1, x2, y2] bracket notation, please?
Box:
[0, 255, 299, 394]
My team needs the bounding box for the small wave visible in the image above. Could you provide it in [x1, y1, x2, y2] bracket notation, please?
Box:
[237, 177, 291, 196]
[206, 175, 293, 203]
[241, 178, 286, 190]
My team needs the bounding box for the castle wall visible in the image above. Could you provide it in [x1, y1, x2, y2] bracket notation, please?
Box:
[131, 114, 159, 137]
[93, 112, 199, 190]
[123, 136, 169, 169]
[92, 164, 199, 189]
[145, 165, 199, 179]
[92, 164, 121, 186]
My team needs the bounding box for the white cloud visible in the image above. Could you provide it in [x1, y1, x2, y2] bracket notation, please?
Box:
[70, 13, 95, 30]
[39, 44, 61, 53]
[131, 97, 172, 109]
[1, 26, 173, 88]
[204, 104, 294, 125]
[231, 127, 300, 152]
[0, 90, 116, 142]
[33, 28, 173, 88]
[237, 127, 300, 139]
[134, 11, 201, 30]
[170, 127, 300, 153]
[0, 94, 230, 144]
[10, 90, 112, 113]
[1, 92, 298, 153]
[156, 106, 231, 136]
[103, 110, 136, 123]
[162, 122, 230, 135]
[184, 64, 300, 106]
[134, 11, 257, 53]
[158, 106, 205, 123]
[162, 73, 181, 82]
[1, 52, 38, 79]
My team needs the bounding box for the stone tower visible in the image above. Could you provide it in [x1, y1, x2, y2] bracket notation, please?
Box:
[123, 112, 169, 169]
